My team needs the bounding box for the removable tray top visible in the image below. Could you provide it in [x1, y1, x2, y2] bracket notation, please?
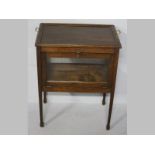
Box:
[36, 23, 121, 48]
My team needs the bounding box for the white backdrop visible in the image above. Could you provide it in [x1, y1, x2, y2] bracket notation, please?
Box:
[28, 19, 127, 105]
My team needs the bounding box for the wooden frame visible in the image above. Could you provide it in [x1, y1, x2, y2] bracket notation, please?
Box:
[35, 23, 121, 130]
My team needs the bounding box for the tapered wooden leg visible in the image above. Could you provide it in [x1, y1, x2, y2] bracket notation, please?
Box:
[37, 48, 44, 127]
[42, 53, 47, 104]
[106, 91, 114, 130]
[106, 50, 119, 130]
[39, 91, 44, 127]
[102, 93, 106, 105]
[43, 91, 47, 103]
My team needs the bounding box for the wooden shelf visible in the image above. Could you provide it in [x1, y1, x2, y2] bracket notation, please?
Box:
[47, 63, 109, 84]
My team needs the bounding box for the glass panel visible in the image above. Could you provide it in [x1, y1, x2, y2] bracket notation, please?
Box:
[45, 56, 112, 85]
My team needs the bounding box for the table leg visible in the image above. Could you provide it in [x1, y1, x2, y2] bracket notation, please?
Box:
[102, 93, 106, 105]
[39, 90, 44, 127]
[106, 50, 119, 130]
[37, 48, 44, 127]
[43, 91, 47, 103]
[106, 91, 114, 130]
[42, 53, 47, 104]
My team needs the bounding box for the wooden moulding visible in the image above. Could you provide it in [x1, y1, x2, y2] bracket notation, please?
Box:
[43, 84, 111, 93]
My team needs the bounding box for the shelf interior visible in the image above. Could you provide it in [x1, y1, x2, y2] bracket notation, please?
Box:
[47, 63, 109, 84]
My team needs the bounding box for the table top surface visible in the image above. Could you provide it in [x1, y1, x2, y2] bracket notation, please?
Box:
[36, 23, 121, 48]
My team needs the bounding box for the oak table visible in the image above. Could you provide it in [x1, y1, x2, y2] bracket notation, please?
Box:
[35, 23, 121, 130]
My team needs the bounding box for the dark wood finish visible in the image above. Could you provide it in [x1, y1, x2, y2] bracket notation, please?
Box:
[106, 50, 119, 130]
[43, 91, 47, 103]
[102, 93, 106, 105]
[35, 23, 121, 130]
[46, 50, 112, 58]
[36, 47, 44, 127]
[36, 23, 121, 48]
[43, 83, 111, 93]
[47, 63, 109, 84]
